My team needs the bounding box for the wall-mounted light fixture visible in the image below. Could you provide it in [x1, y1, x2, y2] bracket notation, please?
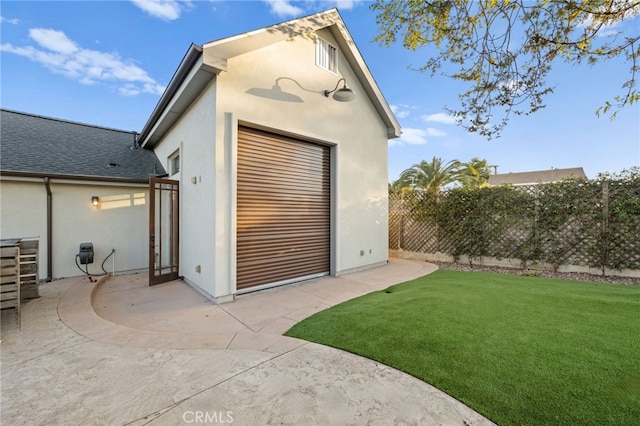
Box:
[91, 196, 100, 207]
[324, 78, 355, 102]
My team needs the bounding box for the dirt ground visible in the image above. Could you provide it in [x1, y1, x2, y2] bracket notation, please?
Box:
[433, 261, 640, 286]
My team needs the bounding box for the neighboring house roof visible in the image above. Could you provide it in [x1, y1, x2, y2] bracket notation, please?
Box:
[488, 167, 587, 186]
[0, 109, 165, 183]
[139, 8, 401, 148]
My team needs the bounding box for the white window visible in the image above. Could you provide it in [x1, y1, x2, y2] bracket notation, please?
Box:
[169, 150, 180, 176]
[316, 37, 338, 74]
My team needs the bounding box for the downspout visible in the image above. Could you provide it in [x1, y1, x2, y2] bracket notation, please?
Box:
[43, 177, 53, 281]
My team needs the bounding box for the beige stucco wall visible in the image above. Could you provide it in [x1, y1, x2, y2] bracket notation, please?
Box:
[0, 178, 149, 279]
[151, 83, 218, 299]
[153, 28, 391, 300]
[0, 179, 47, 276]
[217, 29, 390, 279]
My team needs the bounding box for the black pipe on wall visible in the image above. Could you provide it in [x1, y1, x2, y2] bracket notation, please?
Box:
[43, 177, 52, 282]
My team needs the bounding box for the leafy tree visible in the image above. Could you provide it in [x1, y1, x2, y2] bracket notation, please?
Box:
[389, 179, 413, 194]
[460, 157, 492, 188]
[393, 157, 492, 192]
[396, 157, 464, 193]
[596, 165, 640, 182]
[372, 0, 640, 138]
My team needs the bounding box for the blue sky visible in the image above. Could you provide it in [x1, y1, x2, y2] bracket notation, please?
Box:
[1, 1, 638, 180]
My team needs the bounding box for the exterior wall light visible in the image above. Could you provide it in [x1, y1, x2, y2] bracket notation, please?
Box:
[324, 78, 355, 102]
[91, 196, 100, 207]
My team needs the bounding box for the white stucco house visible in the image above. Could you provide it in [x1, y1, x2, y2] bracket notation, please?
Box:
[139, 9, 400, 302]
[1, 9, 400, 303]
[0, 109, 165, 281]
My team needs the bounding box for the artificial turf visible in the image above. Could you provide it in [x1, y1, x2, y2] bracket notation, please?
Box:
[285, 270, 640, 425]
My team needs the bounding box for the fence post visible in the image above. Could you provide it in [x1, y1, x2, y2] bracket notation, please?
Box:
[398, 192, 404, 250]
[601, 181, 609, 276]
[533, 185, 540, 266]
[435, 191, 441, 253]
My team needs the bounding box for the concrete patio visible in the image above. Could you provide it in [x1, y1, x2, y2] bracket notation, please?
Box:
[1, 258, 496, 425]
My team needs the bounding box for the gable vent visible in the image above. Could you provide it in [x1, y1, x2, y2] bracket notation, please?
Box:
[316, 37, 338, 74]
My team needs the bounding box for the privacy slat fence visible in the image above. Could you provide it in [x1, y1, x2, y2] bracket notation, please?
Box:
[389, 178, 640, 276]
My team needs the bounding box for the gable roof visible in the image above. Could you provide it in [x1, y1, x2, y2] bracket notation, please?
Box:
[139, 8, 400, 148]
[488, 167, 587, 186]
[0, 109, 165, 183]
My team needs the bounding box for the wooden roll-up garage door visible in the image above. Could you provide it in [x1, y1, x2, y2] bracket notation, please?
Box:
[237, 127, 330, 290]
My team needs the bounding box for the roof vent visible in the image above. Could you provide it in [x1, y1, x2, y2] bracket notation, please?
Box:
[107, 162, 120, 168]
[130, 131, 139, 150]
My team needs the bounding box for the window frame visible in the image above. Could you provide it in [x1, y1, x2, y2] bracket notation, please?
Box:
[168, 150, 180, 176]
[315, 36, 338, 75]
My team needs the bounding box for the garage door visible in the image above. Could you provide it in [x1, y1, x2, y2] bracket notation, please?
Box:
[237, 126, 330, 291]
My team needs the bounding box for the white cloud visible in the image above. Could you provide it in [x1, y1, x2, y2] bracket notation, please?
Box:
[262, 0, 363, 17]
[426, 127, 447, 137]
[422, 112, 457, 125]
[333, 0, 360, 10]
[391, 104, 413, 119]
[29, 28, 78, 54]
[1, 16, 19, 25]
[389, 127, 428, 147]
[576, 5, 639, 38]
[597, 28, 620, 37]
[118, 84, 141, 96]
[389, 105, 411, 118]
[263, 0, 303, 17]
[1, 28, 165, 96]
[594, 20, 623, 38]
[130, 0, 186, 21]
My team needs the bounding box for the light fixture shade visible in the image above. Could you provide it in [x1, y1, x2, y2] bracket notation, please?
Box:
[91, 196, 99, 206]
[324, 78, 356, 102]
[333, 87, 356, 102]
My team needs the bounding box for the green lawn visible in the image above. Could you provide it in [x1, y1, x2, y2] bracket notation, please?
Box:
[285, 270, 640, 425]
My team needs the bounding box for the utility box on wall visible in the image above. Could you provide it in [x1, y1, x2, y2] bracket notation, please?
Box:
[78, 242, 94, 265]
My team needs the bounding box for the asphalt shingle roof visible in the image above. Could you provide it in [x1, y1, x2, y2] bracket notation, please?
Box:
[1, 109, 166, 182]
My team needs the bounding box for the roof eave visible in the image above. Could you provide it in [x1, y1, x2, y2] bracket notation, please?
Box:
[0, 170, 156, 184]
[139, 44, 219, 148]
[140, 9, 402, 145]
[325, 18, 401, 139]
[203, 8, 401, 139]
